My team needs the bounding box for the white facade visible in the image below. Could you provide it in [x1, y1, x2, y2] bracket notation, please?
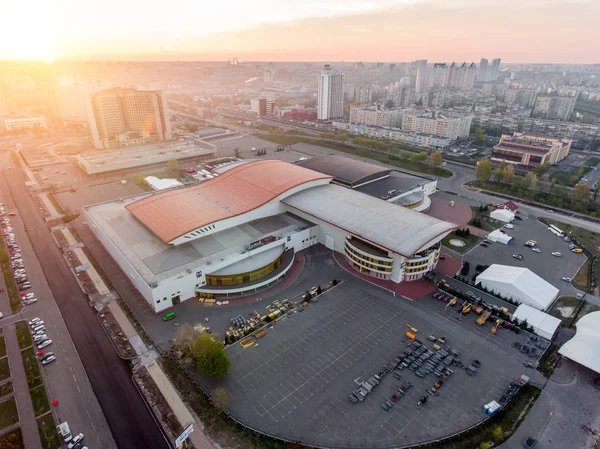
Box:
[476, 265, 559, 311]
[402, 109, 473, 141]
[318, 65, 344, 120]
[0, 116, 47, 132]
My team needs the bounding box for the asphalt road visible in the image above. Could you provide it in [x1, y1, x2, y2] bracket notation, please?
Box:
[1, 157, 169, 449]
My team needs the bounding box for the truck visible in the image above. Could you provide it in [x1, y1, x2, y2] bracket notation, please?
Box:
[477, 310, 491, 326]
[57, 422, 72, 443]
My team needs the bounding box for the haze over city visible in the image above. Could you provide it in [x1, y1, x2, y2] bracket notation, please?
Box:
[2, 0, 599, 62]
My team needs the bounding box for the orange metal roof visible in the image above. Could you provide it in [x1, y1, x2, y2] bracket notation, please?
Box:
[126, 160, 332, 243]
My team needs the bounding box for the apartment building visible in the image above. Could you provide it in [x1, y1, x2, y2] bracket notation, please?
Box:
[402, 109, 473, 141]
[491, 132, 571, 167]
[87, 87, 171, 150]
[506, 88, 537, 108]
[349, 106, 402, 128]
[317, 64, 344, 120]
[532, 95, 577, 121]
[250, 97, 267, 116]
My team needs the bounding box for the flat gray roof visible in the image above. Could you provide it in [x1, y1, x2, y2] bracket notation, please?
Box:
[282, 184, 457, 257]
[85, 195, 313, 286]
[355, 171, 433, 199]
[76, 140, 215, 174]
[296, 154, 392, 187]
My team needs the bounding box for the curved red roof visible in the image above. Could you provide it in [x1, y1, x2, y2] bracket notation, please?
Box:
[126, 160, 332, 243]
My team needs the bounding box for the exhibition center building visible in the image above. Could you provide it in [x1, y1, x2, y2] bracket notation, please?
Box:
[84, 160, 456, 313]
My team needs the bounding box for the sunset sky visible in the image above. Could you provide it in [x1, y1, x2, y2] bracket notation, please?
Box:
[2, 0, 598, 63]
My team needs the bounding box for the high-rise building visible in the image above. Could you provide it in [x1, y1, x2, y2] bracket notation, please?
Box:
[489, 59, 501, 81]
[505, 87, 537, 108]
[250, 97, 267, 116]
[317, 64, 344, 120]
[87, 87, 171, 150]
[446, 63, 478, 89]
[532, 95, 577, 121]
[478, 58, 489, 82]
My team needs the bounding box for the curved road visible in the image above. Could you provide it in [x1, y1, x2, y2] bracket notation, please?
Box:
[1, 155, 169, 449]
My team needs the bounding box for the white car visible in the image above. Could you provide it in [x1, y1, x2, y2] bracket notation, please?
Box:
[67, 434, 84, 448]
[24, 298, 38, 305]
[24, 293, 35, 300]
[29, 320, 43, 328]
[552, 252, 562, 257]
[41, 355, 56, 365]
[37, 339, 52, 349]
[562, 277, 572, 282]
[531, 248, 541, 253]
[33, 334, 48, 343]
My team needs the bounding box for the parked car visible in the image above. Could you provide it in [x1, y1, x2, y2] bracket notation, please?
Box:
[24, 293, 35, 300]
[504, 224, 514, 229]
[552, 252, 562, 257]
[572, 248, 583, 253]
[19, 284, 31, 291]
[562, 277, 572, 282]
[531, 248, 541, 253]
[37, 339, 52, 349]
[41, 355, 56, 365]
[29, 318, 41, 326]
[512, 254, 523, 260]
[480, 242, 488, 247]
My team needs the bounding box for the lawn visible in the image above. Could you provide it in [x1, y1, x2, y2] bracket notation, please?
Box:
[0, 397, 19, 430]
[21, 347, 42, 389]
[0, 428, 24, 449]
[37, 413, 61, 449]
[585, 157, 600, 167]
[30, 385, 50, 416]
[0, 381, 13, 398]
[442, 231, 481, 255]
[0, 358, 10, 383]
[15, 322, 31, 350]
[548, 296, 580, 324]
[0, 245, 22, 314]
[0, 337, 7, 359]
[259, 133, 453, 178]
[572, 259, 591, 292]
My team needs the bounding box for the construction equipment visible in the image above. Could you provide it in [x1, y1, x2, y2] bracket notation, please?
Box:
[477, 310, 491, 326]
[405, 332, 416, 340]
[405, 323, 418, 333]
[490, 319, 501, 335]
[437, 280, 449, 289]
[462, 303, 471, 314]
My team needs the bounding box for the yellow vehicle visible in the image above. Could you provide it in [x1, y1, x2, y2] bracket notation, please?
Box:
[462, 304, 471, 314]
[476, 310, 491, 326]
[572, 248, 583, 253]
[449, 298, 457, 306]
[405, 324, 418, 333]
[490, 319, 501, 335]
[406, 332, 416, 340]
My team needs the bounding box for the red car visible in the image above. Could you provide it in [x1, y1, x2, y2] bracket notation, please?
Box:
[499, 229, 506, 234]
[480, 243, 488, 247]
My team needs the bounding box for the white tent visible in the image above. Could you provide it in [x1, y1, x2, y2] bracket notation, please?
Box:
[559, 312, 600, 374]
[512, 304, 561, 340]
[475, 264, 559, 310]
[487, 229, 513, 245]
[490, 209, 515, 223]
[144, 176, 183, 191]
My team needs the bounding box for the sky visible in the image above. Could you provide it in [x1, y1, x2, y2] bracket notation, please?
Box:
[1, 0, 598, 63]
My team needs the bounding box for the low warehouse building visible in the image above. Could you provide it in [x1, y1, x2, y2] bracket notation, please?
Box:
[559, 312, 600, 373]
[475, 264, 559, 311]
[486, 229, 513, 244]
[84, 159, 457, 313]
[512, 304, 561, 340]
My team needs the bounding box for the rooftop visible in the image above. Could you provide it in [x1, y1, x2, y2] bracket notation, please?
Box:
[296, 154, 392, 187]
[282, 184, 456, 257]
[126, 160, 332, 244]
[76, 140, 215, 174]
[355, 171, 433, 199]
[493, 144, 550, 156]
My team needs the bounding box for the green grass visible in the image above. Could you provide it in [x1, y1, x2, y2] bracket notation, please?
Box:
[0, 244, 22, 314]
[572, 259, 591, 291]
[0, 358, 10, 383]
[259, 133, 453, 178]
[586, 157, 600, 167]
[0, 397, 19, 430]
[0, 381, 13, 398]
[46, 193, 65, 215]
[548, 296, 580, 324]
[15, 322, 31, 350]
[0, 337, 6, 359]
[30, 385, 50, 416]
[0, 428, 24, 449]
[537, 343, 561, 378]
[21, 347, 42, 389]
[442, 231, 481, 255]
[37, 413, 60, 449]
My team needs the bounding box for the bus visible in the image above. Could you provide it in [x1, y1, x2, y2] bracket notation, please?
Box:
[548, 224, 565, 237]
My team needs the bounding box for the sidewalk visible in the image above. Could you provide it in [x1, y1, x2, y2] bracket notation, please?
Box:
[146, 361, 213, 449]
[39, 193, 61, 218]
[4, 325, 42, 449]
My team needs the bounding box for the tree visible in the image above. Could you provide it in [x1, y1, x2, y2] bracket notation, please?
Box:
[523, 172, 537, 191]
[493, 166, 505, 183]
[505, 164, 515, 183]
[533, 162, 551, 176]
[572, 182, 591, 203]
[430, 152, 443, 167]
[474, 128, 485, 144]
[417, 151, 428, 162]
[338, 133, 348, 143]
[410, 153, 421, 163]
[476, 160, 492, 182]
[172, 323, 201, 356]
[167, 158, 179, 176]
[492, 425, 504, 442]
[385, 99, 395, 109]
[479, 442, 491, 449]
[193, 334, 230, 378]
[594, 182, 600, 201]
[400, 152, 410, 160]
[213, 387, 230, 409]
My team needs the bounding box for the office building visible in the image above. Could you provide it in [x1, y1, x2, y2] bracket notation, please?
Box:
[250, 97, 267, 116]
[349, 106, 403, 128]
[491, 132, 571, 167]
[402, 109, 473, 141]
[532, 95, 577, 121]
[478, 59, 489, 82]
[84, 159, 455, 312]
[317, 65, 344, 120]
[87, 87, 172, 150]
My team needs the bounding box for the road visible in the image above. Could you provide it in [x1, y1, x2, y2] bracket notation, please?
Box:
[0, 153, 170, 449]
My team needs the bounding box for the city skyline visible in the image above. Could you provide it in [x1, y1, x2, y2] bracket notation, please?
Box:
[1, 0, 598, 63]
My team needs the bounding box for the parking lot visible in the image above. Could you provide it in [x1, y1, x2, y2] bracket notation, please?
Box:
[194, 280, 543, 448]
[462, 212, 586, 297]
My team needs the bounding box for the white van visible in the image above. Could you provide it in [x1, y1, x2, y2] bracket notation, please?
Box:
[504, 223, 514, 229]
[57, 422, 72, 442]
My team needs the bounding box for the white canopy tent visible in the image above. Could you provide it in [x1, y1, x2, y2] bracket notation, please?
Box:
[487, 229, 513, 245]
[476, 264, 559, 311]
[490, 209, 515, 223]
[559, 312, 600, 374]
[512, 304, 561, 340]
[144, 176, 183, 191]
